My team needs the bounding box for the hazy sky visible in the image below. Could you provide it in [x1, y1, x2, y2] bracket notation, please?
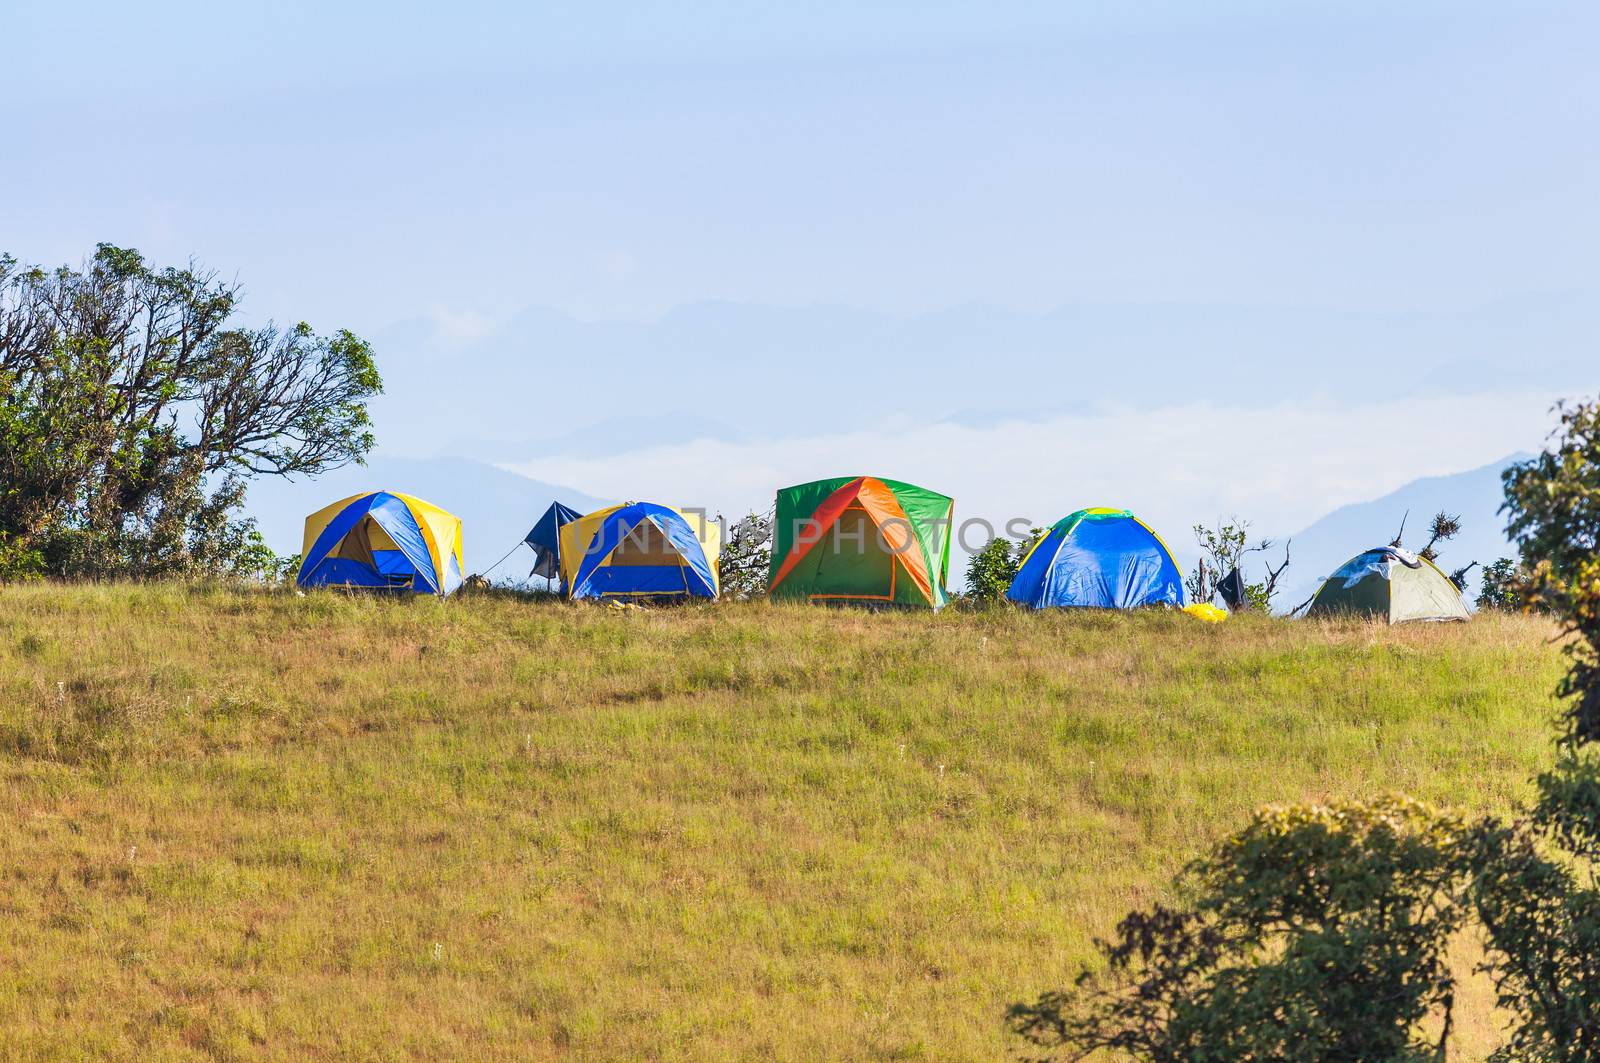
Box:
[6, 2, 1596, 542]
[10, 1, 1598, 322]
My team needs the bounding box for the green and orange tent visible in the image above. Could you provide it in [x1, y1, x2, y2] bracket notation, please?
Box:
[768, 476, 954, 608]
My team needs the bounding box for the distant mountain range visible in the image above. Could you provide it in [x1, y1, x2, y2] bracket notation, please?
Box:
[1272, 454, 1531, 610]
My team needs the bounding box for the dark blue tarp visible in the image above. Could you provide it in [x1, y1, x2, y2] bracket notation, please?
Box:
[525, 501, 582, 580]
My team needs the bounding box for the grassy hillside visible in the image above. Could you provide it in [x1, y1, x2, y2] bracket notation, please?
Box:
[0, 586, 1565, 1060]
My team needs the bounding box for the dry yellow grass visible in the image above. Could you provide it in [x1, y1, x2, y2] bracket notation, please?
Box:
[0, 585, 1565, 1059]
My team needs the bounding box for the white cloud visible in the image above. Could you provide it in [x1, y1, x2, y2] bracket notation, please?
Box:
[502, 391, 1558, 543]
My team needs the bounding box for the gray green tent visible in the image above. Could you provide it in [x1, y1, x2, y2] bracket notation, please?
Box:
[1306, 546, 1469, 623]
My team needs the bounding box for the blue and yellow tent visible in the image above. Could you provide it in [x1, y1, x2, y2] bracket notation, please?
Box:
[297, 491, 464, 596]
[1007, 508, 1185, 610]
[558, 502, 721, 601]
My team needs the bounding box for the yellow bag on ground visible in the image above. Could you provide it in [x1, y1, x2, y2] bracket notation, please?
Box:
[1183, 603, 1228, 623]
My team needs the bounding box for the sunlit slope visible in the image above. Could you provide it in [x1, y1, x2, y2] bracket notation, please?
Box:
[0, 587, 1561, 1060]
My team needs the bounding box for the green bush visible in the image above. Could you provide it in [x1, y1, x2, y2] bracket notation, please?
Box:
[1477, 557, 1526, 610]
[963, 533, 1035, 604]
[1010, 797, 1468, 1062]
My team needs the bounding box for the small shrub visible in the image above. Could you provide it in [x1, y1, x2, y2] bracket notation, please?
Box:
[964, 537, 1021, 604]
[719, 512, 773, 600]
[1477, 558, 1526, 611]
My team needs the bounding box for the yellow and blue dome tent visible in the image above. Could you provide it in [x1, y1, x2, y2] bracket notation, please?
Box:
[297, 491, 464, 596]
[558, 502, 721, 601]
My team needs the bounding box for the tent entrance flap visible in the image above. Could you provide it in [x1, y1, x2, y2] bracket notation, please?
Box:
[793, 504, 898, 600]
[332, 517, 417, 587]
[596, 518, 691, 595]
[365, 497, 440, 593]
[607, 519, 684, 567]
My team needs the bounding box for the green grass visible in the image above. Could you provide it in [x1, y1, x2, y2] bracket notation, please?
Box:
[0, 585, 1567, 1060]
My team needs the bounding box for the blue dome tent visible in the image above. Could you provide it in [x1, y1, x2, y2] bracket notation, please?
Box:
[1006, 508, 1185, 610]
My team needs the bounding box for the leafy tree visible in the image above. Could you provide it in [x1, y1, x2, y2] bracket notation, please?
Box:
[964, 535, 1022, 604]
[0, 245, 379, 579]
[1009, 797, 1469, 1063]
[1186, 518, 1289, 610]
[1465, 396, 1600, 1059]
[1503, 399, 1600, 589]
[273, 552, 303, 586]
[718, 511, 772, 599]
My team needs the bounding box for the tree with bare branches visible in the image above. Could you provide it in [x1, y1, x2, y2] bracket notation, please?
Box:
[1385, 509, 1463, 562]
[1187, 518, 1291, 611]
